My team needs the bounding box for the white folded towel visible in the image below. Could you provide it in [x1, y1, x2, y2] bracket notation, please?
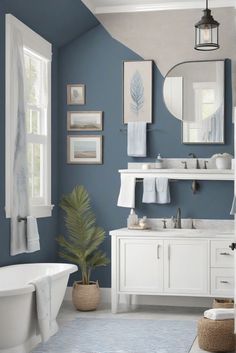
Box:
[127, 122, 147, 157]
[142, 177, 156, 203]
[117, 174, 136, 208]
[156, 178, 170, 204]
[31, 276, 54, 342]
[27, 216, 40, 253]
[204, 308, 234, 321]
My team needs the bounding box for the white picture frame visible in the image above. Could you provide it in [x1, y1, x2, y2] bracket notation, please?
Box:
[123, 60, 153, 123]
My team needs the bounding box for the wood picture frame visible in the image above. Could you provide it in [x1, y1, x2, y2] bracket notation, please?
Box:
[67, 111, 103, 131]
[67, 135, 103, 164]
[67, 84, 85, 105]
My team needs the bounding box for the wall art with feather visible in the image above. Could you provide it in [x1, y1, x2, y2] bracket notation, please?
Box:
[123, 60, 153, 123]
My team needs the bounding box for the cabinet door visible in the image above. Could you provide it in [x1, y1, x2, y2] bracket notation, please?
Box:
[164, 240, 208, 295]
[119, 238, 163, 293]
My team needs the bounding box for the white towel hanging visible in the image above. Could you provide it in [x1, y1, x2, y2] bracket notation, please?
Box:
[117, 174, 136, 208]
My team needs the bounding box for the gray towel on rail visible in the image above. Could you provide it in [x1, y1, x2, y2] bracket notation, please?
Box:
[142, 178, 156, 203]
[27, 216, 40, 252]
[156, 178, 171, 204]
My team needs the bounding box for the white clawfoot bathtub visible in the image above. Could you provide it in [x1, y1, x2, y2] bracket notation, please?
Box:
[0, 263, 77, 353]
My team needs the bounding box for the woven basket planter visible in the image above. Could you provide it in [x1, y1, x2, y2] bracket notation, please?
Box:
[213, 298, 234, 309]
[72, 281, 100, 311]
[198, 318, 235, 352]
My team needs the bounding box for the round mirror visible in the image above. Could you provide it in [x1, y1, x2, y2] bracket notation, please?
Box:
[163, 60, 225, 144]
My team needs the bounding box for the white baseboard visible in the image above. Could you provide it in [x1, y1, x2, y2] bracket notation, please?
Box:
[64, 287, 212, 308]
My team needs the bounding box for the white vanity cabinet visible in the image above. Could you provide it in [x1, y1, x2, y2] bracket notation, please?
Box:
[110, 228, 234, 314]
[164, 240, 209, 295]
[119, 238, 163, 293]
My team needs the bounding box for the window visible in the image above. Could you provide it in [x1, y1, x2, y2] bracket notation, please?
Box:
[183, 82, 218, 143]
[193, 82, 217, 122]
[5, 14, 53, 218]
[25, 49, 48, 206]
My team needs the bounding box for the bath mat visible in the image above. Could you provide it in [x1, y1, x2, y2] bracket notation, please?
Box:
[33, 318, 197, 353]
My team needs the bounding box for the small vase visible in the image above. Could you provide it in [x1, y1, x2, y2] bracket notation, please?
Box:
[215, 157, 231, 170]
[72, 281, 100, 311]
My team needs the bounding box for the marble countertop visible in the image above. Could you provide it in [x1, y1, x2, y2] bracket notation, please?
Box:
[110, 219, 235, 239]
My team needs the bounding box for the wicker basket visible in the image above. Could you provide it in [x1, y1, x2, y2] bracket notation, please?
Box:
[72, 281, 100, 311]
[198, 318, 235, 352]
[213, 298, 234, 309]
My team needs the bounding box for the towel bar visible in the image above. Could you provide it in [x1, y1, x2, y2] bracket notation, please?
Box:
[120, 127, 157, 133]
[136, 178, 177, 183]
[17, 216, 27, 222]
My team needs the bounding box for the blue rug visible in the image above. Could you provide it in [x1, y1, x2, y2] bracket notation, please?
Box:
[33, 318, 197, 353]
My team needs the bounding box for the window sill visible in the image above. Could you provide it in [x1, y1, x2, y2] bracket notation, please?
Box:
[5, 204, 54, 219]
[31, 204, 54, 218]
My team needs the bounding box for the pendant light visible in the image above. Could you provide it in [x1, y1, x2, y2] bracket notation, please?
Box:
[195, 0, 220, 51]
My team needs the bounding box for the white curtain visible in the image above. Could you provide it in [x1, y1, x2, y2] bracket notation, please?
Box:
[10, 28, 30, 256]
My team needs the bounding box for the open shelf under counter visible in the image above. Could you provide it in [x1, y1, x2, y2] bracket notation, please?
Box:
[119, 168, 234, 181]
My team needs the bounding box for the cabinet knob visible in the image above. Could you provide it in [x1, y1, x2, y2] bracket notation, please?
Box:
[220, 252, 230, 256]
[229, 243, 236, 251]
[220, 280, 229, 284]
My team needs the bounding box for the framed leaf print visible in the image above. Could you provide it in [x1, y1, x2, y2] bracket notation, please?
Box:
[67, 84, 85, 105]
[123, 60, 153, 123]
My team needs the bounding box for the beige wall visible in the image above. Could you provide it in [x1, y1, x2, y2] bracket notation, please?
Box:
[98, 7, 236, 76]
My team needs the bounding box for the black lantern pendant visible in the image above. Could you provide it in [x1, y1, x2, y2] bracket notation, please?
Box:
[195, 0, 220, 51]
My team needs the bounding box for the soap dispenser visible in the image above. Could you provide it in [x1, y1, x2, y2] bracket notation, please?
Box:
[155, 154, 163, 169]
[127, 209, 138, 228]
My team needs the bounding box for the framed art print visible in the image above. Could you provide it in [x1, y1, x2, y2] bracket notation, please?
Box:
[67, 135, 102, 164]
[123, 60, 153, 123]
[67, 111, 103, 131]
[67, 84, 85, 105]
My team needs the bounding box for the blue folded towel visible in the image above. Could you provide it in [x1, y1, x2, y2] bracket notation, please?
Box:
[127, 122, 147, 157]
[142, 178, 156, 203]
[156, 178, 171, 204]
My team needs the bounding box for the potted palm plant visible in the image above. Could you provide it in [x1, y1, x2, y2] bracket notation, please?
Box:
[58, 185, 109, 311]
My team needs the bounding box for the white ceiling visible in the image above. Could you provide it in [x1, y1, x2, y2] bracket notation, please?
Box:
[82, 0, 236, 14]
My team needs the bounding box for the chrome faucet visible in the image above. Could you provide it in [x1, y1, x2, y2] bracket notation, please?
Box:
[188, 153, 200, 169]
[172, 208, 182, 229]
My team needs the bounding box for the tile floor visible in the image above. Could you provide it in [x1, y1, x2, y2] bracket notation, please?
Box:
[58, 301, 217, 353]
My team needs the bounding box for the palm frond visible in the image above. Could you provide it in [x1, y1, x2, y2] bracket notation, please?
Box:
[58, 185, 109, 284]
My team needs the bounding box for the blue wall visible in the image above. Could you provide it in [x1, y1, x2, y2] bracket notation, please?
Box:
[58, 25, 234, 287]
[0, 2, 59, 266]
[1, 0, 98, 47]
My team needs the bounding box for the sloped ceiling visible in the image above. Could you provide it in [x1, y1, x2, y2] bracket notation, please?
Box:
[2, 0, 98, 47]
[97, 7, 236, 76]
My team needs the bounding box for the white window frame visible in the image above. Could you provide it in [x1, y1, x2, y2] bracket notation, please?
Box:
[5, 14, 53, 218]
[193, 81, 217, 122]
